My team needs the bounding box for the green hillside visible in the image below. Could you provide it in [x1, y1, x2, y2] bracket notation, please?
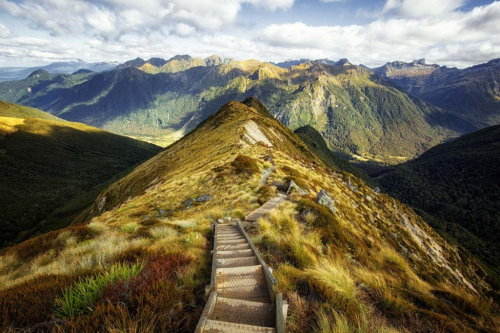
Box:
[0, 100, 161, 246]
[0, 57, 473, 163]
[0, 99, 495, 332]
[376, 125, 500, 280]
[0, 99, 61, 120]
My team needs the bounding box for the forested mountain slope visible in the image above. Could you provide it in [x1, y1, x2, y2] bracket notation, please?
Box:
[0, 100, 161, 246]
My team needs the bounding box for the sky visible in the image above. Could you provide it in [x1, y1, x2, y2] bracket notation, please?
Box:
[0, 0, 499, 68]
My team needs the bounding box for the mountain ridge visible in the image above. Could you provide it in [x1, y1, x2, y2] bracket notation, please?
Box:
[0, 59, 118, 82]
[375, 58, 500, 128]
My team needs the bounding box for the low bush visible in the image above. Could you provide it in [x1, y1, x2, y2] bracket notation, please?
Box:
[257, 185, 276, 205]
[0, 274, 78, 329]
[89, 253, 199, 332]
[232, 154, 260, 175]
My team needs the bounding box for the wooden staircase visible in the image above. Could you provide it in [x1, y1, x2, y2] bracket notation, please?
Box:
[245, 193, 286, 222]
[195, 221, 287, 333]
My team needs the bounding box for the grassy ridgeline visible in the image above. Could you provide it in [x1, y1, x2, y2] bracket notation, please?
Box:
[0, 99, 496, 332]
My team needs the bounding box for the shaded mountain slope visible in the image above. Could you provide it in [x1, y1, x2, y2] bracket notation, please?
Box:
[294, 125, 372, 183]
[0, 99, 495, 332]
[376, 58, 500, 128]
[0, 57, 473, 162]
[0, 100, 161, 246]
[376, 125, 500, 280]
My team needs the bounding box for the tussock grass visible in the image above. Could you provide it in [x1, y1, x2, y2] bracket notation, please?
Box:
[316, 307, 402, 333]
[55, 262, 143, 318]
[258, 202, 321, 268]
[120, 222, 140, 233]
[149, 225, 177, 240]
[302, 259, 362, 315]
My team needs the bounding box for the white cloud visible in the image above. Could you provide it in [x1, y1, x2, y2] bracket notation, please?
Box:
[0, 0, 498, 68]
[0, 0, 295, 38]
[175, 23, 196, 37]
[0, 22, 11, 38]
[382, 0, 465, 18]
[258, 1, 500, 67]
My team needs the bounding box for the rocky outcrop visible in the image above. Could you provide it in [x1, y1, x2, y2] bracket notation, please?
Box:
[316, 189, 336, 213]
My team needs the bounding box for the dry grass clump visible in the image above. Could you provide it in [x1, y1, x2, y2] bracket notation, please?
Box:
[256, 184, 276, 204]
[120, 222, 141, 233]
[302, 259, 360, 313]
[316, 307, 402, 333]
[258, 202, 321, 268]
[232, 154, 260, 175]
[148, 225, 177, 240]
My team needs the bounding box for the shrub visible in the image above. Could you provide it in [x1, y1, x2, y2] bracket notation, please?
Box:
[8, 230, 65, 261]
[112, 247, 148, 264]
[54, 262, 143, 318]
[257, 185, 276, 205]
[232, 154, 260, 175]
[0, 274, 78, 329]
[139, 216, 161, 226]
[93, 253, 197, 332]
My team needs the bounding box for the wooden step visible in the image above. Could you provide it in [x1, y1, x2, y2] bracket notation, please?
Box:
[217, 243, 251, 251]
[216, 273, 269, 301]
[217, 232, 243, 238]
[204, 319, 275, 333]
[210, 297, 275, 327]
[245, 197, 284, 222]
[218, 225, 239, 230]
[217, 235, 246, 241]
[217, 249, 254, 258]
[217, 238, 248, 245]
[216, 265, 262, 276]
[216, 256, 259, 268]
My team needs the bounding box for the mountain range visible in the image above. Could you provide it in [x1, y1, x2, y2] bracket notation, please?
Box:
[0, 59, 118, 82]
[1, 55, 497, 163]
[0, 98, 496, 332]
[375, 58, 500, 129]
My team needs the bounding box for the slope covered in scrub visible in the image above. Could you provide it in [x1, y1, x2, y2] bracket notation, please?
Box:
[0, 99, 496, 332]
[0, 100, 161, 247]
[376, 125, 500, 284]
